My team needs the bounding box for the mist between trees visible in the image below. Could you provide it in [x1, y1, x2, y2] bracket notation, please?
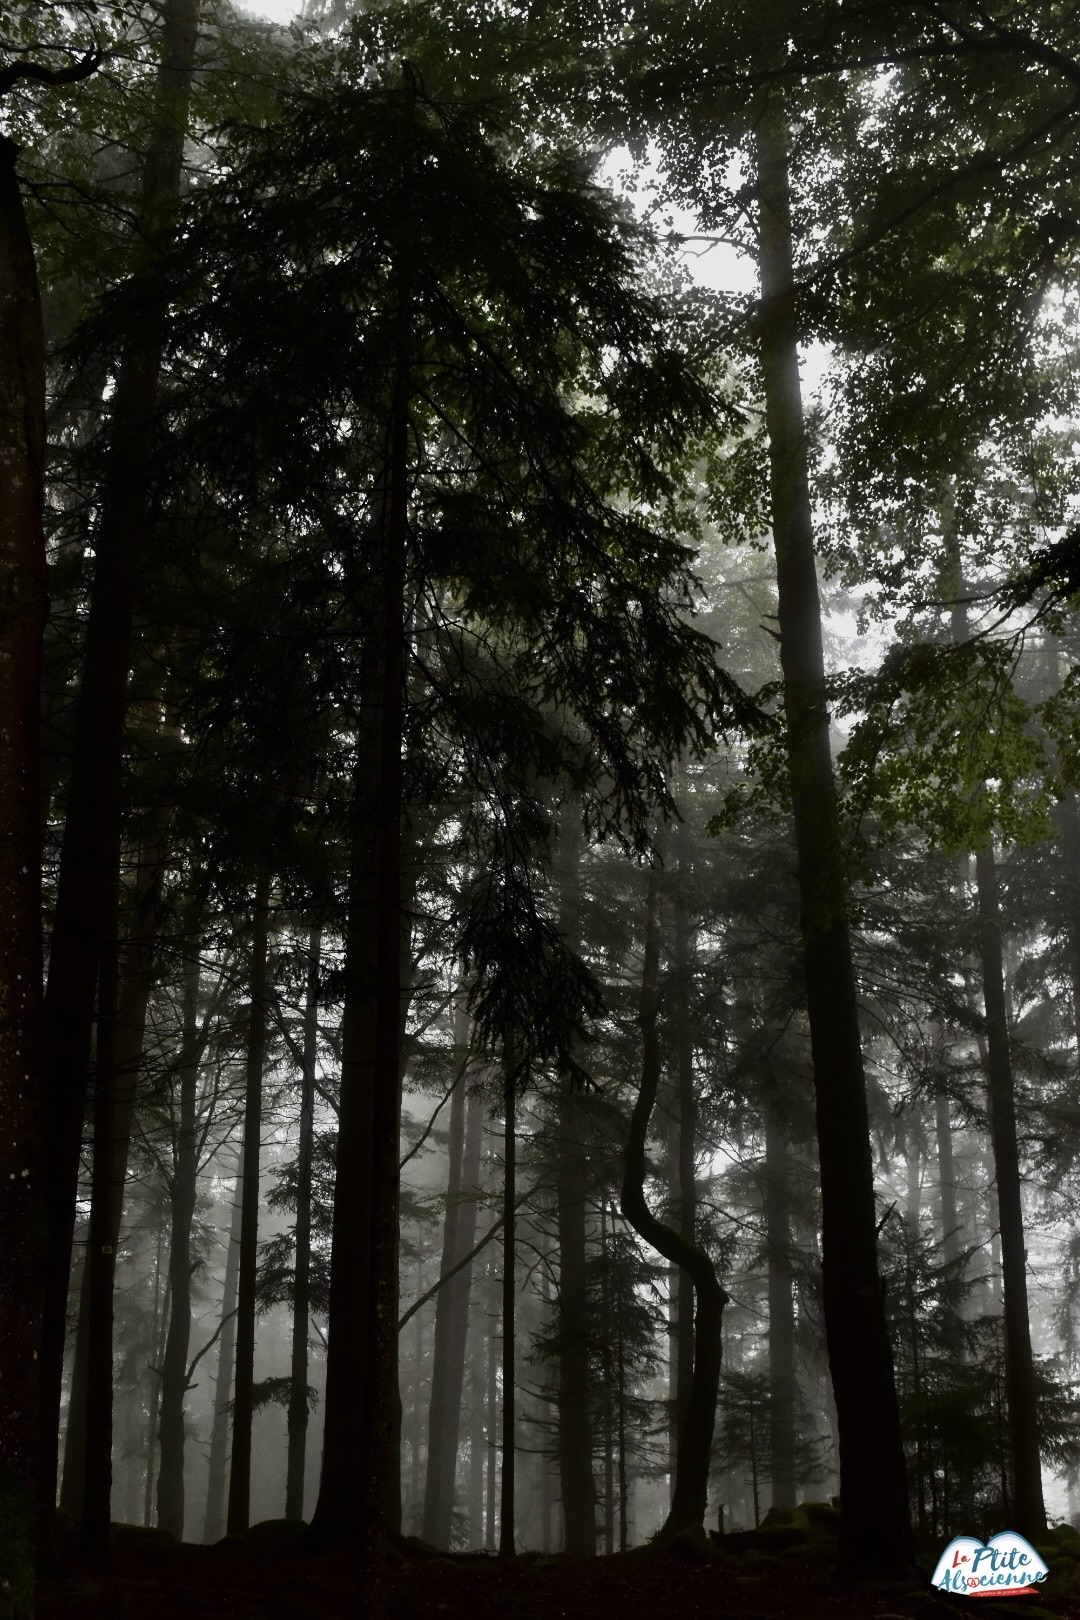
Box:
[9, 3, 1080, 1617]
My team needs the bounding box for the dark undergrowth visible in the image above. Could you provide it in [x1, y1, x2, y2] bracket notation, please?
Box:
[33, 1515, 1080, 1620]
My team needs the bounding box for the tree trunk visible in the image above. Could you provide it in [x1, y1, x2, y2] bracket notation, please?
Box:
[37, 0, 202, 1535]
[62, 836, 167, 1521]
[755, 97, 911, 1574]
[765, 1110, 796, 1511]
[144, 1253, 170, 1528]
[974, 847, 1046, 1538]
[226, 878, 270, 1536]
[0, 129, 49, 1620]
[421, 1011, 484, 1548]
[499, 1049, 516, 1558]
[312, 193, 411, 1553]
[81, 867, 121, 1555]
[555, 1082, 597, 1555]
[286, 925, 321, 1522]
[485, 1280, 497, 1550]
[553, 808, 598, 1554]
[935, 1067, 964, 1300]
[672, 817, 696, 1466]
[203, 1152, 243, 1543]
[156, 950, 201, 1540]
[621, 864, 728, 1537]
[600, 1201, 615, 1556]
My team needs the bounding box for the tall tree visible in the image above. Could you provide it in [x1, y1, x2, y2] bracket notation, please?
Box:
[155, 949, 202, 1540]
[286, 925, 322, 1523]
[0, 118, 50, 1620]
[226, 877, 270, 1536]
[755, 95, 911, 1573]
[421, 1012, 484, 1547]
[500, 1047, 517, 1558]
[38, 0, 203, 1532]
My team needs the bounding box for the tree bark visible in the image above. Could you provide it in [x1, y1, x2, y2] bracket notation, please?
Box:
[155, 949, 201, 1540]
[974, 847, 1046, 1538]
[755, 97, 911, 1574]
[203, 1151, 243, 1543]
[62, 835, 167, 1521]
[499, 1049, 516, 1558]
[672, 817, 696, 1468]
[553, 806, 597, 1553]
[934, 1073, 962, 1274]
[37, 0, 202, 1534]
[765, 1110, 796, 1510]
[421, 1011, 484, 1548]
[312, 259, 409, 1555]
[621, 864, 728, 1537]
[226, 878, 270, 1536]
[555, 1081, 597, 1554]
[286, 925, 321, 1522]
[81, 863, 121, 1555]
[0, 129, 49, 1620]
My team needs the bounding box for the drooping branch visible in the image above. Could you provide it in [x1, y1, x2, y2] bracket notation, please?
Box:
[0, 53, 101, 96]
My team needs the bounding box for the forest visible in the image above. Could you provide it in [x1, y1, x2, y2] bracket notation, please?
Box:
[6, 2, 1080, 1618]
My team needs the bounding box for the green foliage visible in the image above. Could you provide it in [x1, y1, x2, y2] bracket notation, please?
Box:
[835, 639, 1057, 855]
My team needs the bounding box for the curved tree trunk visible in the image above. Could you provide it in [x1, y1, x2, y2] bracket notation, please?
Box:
[621, 864, 728, 1538]
[755, 96, 911, 1575]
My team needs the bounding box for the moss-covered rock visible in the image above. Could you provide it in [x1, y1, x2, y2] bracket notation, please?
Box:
[246, 1518, 309, 1553]
[664, 1524, 715, 1560]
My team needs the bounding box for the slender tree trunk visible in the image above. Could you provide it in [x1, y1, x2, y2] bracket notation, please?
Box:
[672, 820, 696, 1459]
[555, 1083, 597, 1554]
[156, 951, 201, 1539]
[286, 926, 321, 1522]
[554, 809, 597, 1554]
[0, 130, 49, 1620]
[974, 847, 1046, 1538]
[226, 878, 270, 1536]
[203, 1152, 243, 1543]
[81, 867, 121, 1554]
[467, 1345, 485, 1547]
[62, 836, 167, 1521]
[765, 1111, 796, 1510]
[621, 865, 728, 1538]
[935, 1071, 962, 1273]
[422, 1012, 484, 1547]
[600, 1201, 615, 1557]
[38, 0, 203, 1536]
[755, 97, 910, 1574]
[485, 1285, 497, 1551]
[499, 1050, 516, 1558]
[310, 716, 377, 1542]
[144, 1260, 170, 1528]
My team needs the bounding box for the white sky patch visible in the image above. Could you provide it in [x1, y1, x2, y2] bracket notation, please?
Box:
[233, 0, 302, 22]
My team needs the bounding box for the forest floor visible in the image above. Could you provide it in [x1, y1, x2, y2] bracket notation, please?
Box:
[35, 1524, 1080, 1620]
